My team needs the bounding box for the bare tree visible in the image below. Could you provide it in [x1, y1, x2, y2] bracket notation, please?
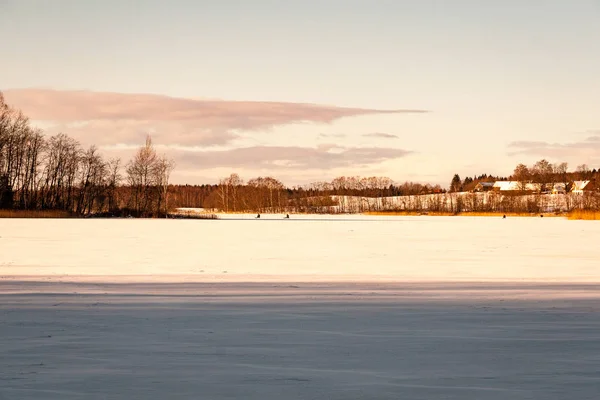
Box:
[553, 162, 569, 192]
[576, 164, 590, 180]
[247, 176, 285, 212]
[223, 173, 243, 212]
[40, 133, 82, 210]
[106, 158, 122, 213]
[76, 145, 104, 214]
[126, 135, 160, 216]
[217, 178, 229, 212]
[155, 156, 175, 217]
[513, 163, 530, 192]
[532, 159, 553, 192]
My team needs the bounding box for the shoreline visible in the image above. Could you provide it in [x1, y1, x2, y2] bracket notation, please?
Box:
[3, 278, 600, 300]
[2, 209, 599, 220]
[4, 274, 600, 285]
[363, 211, 564, 218]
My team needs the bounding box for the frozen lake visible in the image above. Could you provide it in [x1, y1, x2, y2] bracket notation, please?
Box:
[1, 216, 600, 399]
[1, 215, 600, 282]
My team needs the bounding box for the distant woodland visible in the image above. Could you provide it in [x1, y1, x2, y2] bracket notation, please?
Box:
[1, 91, 599, 217]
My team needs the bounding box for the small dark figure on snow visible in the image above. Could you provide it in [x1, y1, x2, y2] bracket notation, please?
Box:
[256, 213, 260, 219]
[285, 214, 290, 219]
[502, 214, 506, 219]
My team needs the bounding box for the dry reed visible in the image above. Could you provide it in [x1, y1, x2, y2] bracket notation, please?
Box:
[365, 211, 564, 218]
[567, 210, 600, 220]
[0, 209, 73, 218]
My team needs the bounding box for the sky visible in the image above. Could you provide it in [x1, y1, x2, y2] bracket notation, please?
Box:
[1, 0, 599, 187]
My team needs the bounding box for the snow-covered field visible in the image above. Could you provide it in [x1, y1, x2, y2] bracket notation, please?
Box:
[2, 216, 600, 399]
[2, 215, 600, 282]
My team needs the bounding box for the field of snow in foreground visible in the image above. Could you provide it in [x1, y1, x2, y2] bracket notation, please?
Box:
[2, 218, 600, 399]
[1, 215, 600, 282]
[2, 282, 600, 399]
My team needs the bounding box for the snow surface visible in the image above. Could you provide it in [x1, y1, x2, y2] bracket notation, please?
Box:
[2, 216, 600, 399]
[2, 282, 600, 399]
[2, 215, 600, 282]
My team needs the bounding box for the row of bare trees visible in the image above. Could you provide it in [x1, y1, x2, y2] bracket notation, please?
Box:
[450, 161, 599, 194]
[204, 174, 288, 212]
[126, 136, 175, 217]
[193, 174, 445, 213]
[194, 168, 600, 214]
[1, 92, 174, 216]
[304, 176, 444, 196]
[375, 191, 600, 214]
[511, 160, 597, 189]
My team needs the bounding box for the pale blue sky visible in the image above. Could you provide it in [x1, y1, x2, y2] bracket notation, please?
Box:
[1, 0, 599, 185]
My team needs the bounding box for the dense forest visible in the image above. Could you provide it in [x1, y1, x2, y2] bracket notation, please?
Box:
[2, 91, 599, 216]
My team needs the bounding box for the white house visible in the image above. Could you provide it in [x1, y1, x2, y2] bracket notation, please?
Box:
[492, 181, 517, 191]
[492, 181, 541, 193]
[571, 180, 592, 194]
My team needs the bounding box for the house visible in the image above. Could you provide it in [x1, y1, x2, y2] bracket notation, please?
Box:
[571, 180, 598, 194]
[526, 183, 543, 193]
[541, 183, 554, 194]
[473, 182, 494, 192]
[492, 181, 516, 192]
[551, 183, 567, 194]
[492, 181, 541, 194]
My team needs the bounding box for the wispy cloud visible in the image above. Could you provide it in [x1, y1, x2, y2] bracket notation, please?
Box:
[318, 133, 347, 139]
[3, 89, 428, 147]
[508, 135, 600, 164]
[103, 145, 413, 171]
[362, 132, 399, 139]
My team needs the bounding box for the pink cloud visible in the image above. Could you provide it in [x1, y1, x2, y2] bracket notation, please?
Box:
[172, 146, 413, 170]
[3, 89, 427, 147]
[98, 145, 413, 171]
